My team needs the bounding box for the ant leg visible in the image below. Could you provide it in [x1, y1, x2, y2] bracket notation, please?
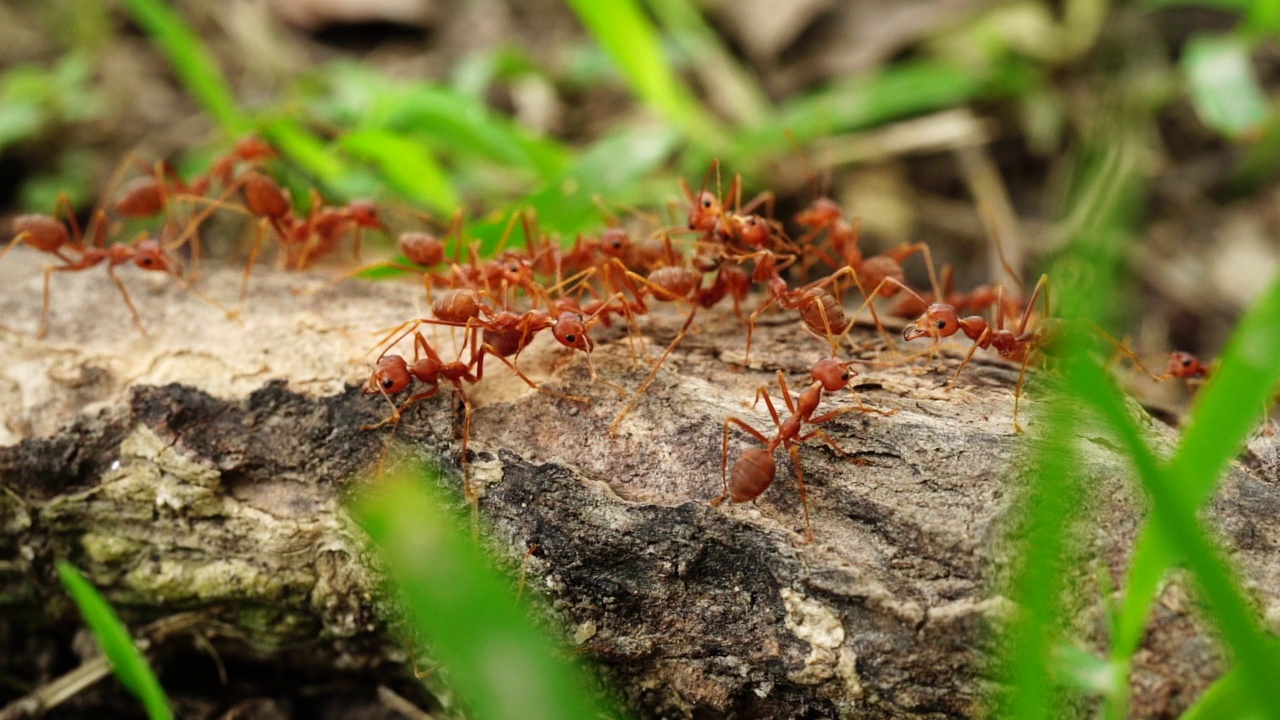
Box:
[799, 425, 854, 458]
[1016, 274, 1050, 335]
[609, 307, 698, 435]
[481, 344, 590, 404]
[106, 266, 147, 336]
[237, 218, 273, 315]
[38, 262, 89, 339]
[0, 231, 32, 263]
[947, 328, 991, 390]
[753, 384, 785, 425]
[1012, 352, 1034, 434]
[743, 295, 777, 366]
[714, 416, 772, 507]
[785, 442, 814, 542]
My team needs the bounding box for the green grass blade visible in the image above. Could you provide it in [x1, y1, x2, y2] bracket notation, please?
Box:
[643, 0, 772, 125]
[119, 0, 248, 133]
[1002, 400, 1087, 717]
[1179, 667, 1260, 720]
[353, 469, 618, 720]
[372, 81, 571, 176]
[565, 0, 727, 153]
[735, 58, 1032, 160]
[1070, 356, 1280, 717]
[1114, 272, 1280, 656]
[56, 561, 173, 720]
[341, 129, 460, 213]
[476, 124, 680, 251]
[1000, 141, 1140, 719]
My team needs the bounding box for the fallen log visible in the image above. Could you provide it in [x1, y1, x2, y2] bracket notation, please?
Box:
[0, 247, 1275, 718]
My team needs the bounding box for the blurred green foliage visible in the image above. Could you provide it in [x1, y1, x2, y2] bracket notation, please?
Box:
[354, 468, 621, 720]
[57, 561, 173, 720]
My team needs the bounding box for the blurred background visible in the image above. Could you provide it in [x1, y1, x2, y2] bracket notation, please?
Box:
[1, 0, 1277, 388]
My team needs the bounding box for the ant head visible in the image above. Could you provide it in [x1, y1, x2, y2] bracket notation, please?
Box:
[735, 215, 772, 248]
[132, 239, 173, 273]
[498, 253, 532, 284]
[399, 231, 444, 267]
[600, 228, 631, 257]
[688, 191, 722, 232]
[1165, 351, 1202, 378]
[812, 357, 854, 392]
[903, 303, 960, 342]
[366, 355, 412, 395]
[552, 312, 592, 353]
[347, 199, 383, 229]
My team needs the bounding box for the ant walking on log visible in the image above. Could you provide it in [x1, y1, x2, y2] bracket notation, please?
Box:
[897, 275, 1150, 431]
[2, 191, 221, 337]
[713, 319, 892, 541]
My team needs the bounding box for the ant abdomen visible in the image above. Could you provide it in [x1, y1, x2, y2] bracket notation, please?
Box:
[728, 447, 776, 503]
[10, 215, 69, 253]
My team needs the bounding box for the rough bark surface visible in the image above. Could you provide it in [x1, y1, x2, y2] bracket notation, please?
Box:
[1, 248, 1277, 719]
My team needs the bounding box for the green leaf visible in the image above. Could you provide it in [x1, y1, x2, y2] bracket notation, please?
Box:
[340, 130, 460, 213]
[1183, 35, 1269, 139]
[120, 0, 249, 134]
[466, 124, 681, 254]
[56, 562, 172, 720]
[565, 0, 728, 153]
[353, 469, 618, 720]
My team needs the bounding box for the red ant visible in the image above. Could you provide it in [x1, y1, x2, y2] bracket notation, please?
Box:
[713, 323, 891, 541]
[3, 195, 198, 337]
[363, 324, 482, 499]
[897, 275, 1149, 431]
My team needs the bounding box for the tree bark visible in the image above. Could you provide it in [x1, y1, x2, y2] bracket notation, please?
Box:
[1, 248, 1277, 719]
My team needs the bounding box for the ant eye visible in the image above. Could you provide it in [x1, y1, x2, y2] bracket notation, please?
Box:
[702, 199, 712, 208]
[381, 378, 394, 389]
[841, 372, 850, 381]
[565, 334, 577, 343]
[935, 320, 947, 329]
[1182, 358, 1192, 366]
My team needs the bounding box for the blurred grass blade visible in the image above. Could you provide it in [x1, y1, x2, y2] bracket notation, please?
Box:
[565, 0, 727, 153]
[1179, 667, 1262, 720]
[1114, 272, 1280, 656]
[354, 469, 617, 720]
[56, 561, 173, 720]
[341, 130, 460, 213]
[1182, 35, 1269, 140]
[1071, 356, 1280, 716]
[466, 124, 681, 254]
[643, 0, 771, 125]
[373, 81, 570, 176]
[120, 0, 249, 133]
[257, 117, 370, 199]
[737, 58, 1032, 162]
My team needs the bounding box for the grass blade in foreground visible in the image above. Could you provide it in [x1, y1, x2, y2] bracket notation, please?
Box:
[1070, 357, 1280, 716]
[56, 561, 173, 720]
[354, 469, 618, 720]
[1113, 272, 1280, 659]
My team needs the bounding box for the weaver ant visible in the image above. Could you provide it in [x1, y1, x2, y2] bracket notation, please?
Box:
[2, 194, 207, 337]
[713, 318, 892, 541]
[898, 275, 1148, 431]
